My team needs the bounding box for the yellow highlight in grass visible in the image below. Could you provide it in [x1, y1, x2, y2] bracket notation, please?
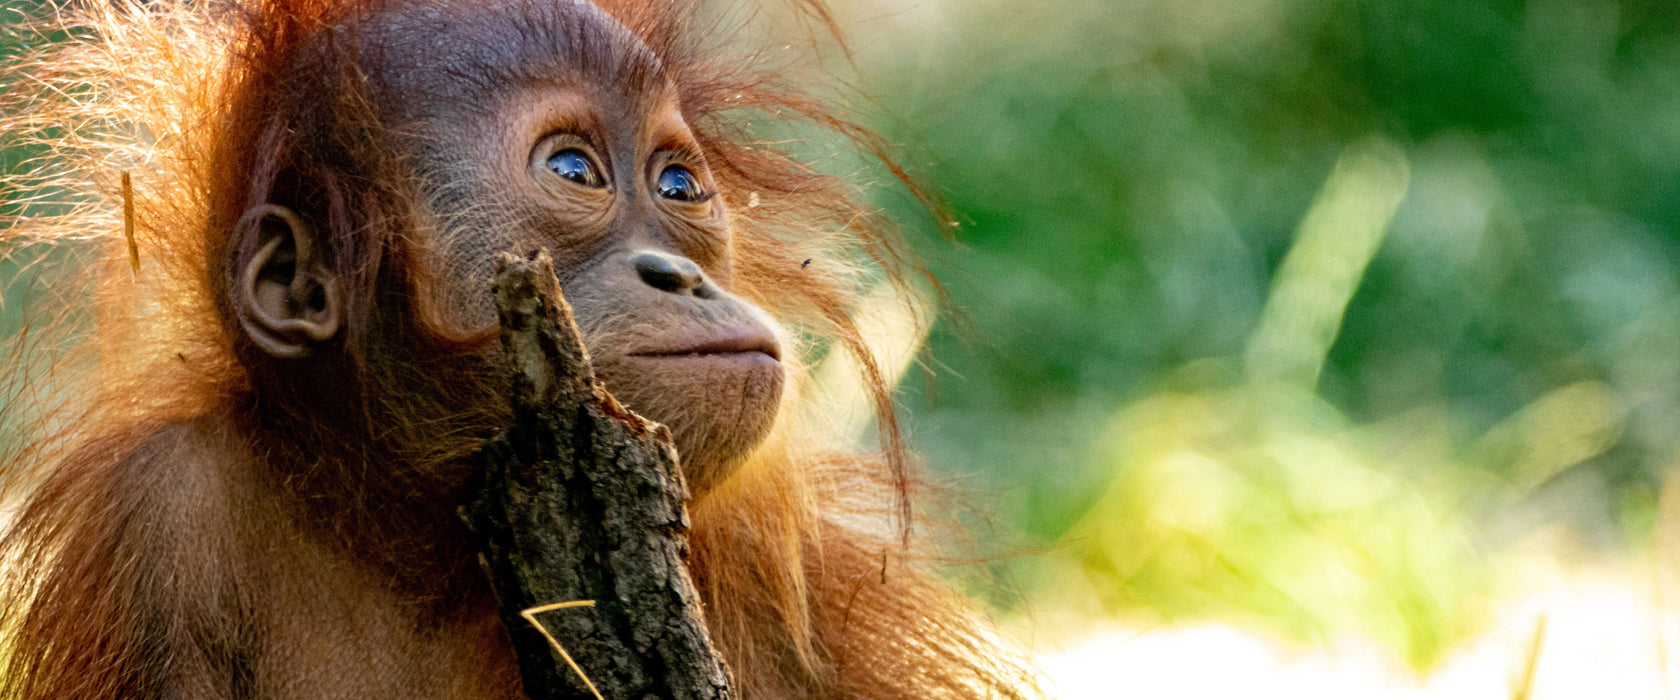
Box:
[1245, 136, 1410, 388]
[520, 600, 603, 700]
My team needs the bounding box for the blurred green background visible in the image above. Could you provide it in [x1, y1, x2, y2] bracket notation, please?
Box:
[840, 0, 1680, 670]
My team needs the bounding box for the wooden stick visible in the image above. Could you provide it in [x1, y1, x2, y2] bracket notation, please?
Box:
[460, 250, 734, 700]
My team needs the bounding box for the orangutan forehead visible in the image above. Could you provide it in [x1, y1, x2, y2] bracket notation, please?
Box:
[354, 0, 669, 117]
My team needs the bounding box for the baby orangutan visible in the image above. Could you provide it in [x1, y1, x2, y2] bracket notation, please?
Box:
[0, 0, 1036, 697]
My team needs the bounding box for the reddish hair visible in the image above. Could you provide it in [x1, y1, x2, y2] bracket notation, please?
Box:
[0, 0, 1036, 696]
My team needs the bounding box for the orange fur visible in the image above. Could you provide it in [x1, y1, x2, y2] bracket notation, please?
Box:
[0, 0, 1038, 697]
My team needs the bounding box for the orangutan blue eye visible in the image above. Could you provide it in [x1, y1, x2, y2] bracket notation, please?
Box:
[657, 165, 704, 202]
[547, 149, 603, 188]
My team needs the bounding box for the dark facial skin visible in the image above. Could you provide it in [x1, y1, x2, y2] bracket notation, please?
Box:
[358, 0, 787, 492]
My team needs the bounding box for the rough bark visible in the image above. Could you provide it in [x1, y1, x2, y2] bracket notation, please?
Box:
[459, 250, 733, 700]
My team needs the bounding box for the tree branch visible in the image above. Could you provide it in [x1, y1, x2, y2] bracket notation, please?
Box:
[460, 250, 734, 700]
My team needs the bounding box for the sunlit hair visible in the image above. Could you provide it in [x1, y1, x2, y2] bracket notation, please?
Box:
[0, 0, 1035, 696]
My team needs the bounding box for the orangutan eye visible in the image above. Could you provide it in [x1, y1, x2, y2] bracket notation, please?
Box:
[547, 149, 604, 188]
[656, 165, 706, 202]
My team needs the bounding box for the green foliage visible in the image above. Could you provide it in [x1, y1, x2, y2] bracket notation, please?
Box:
[862, 0, 1680, 666]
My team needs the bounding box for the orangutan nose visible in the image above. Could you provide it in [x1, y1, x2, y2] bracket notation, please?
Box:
[630, 250, 708, 296]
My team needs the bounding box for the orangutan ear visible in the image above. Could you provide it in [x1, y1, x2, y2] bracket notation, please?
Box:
[235, 204, 342, 359]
